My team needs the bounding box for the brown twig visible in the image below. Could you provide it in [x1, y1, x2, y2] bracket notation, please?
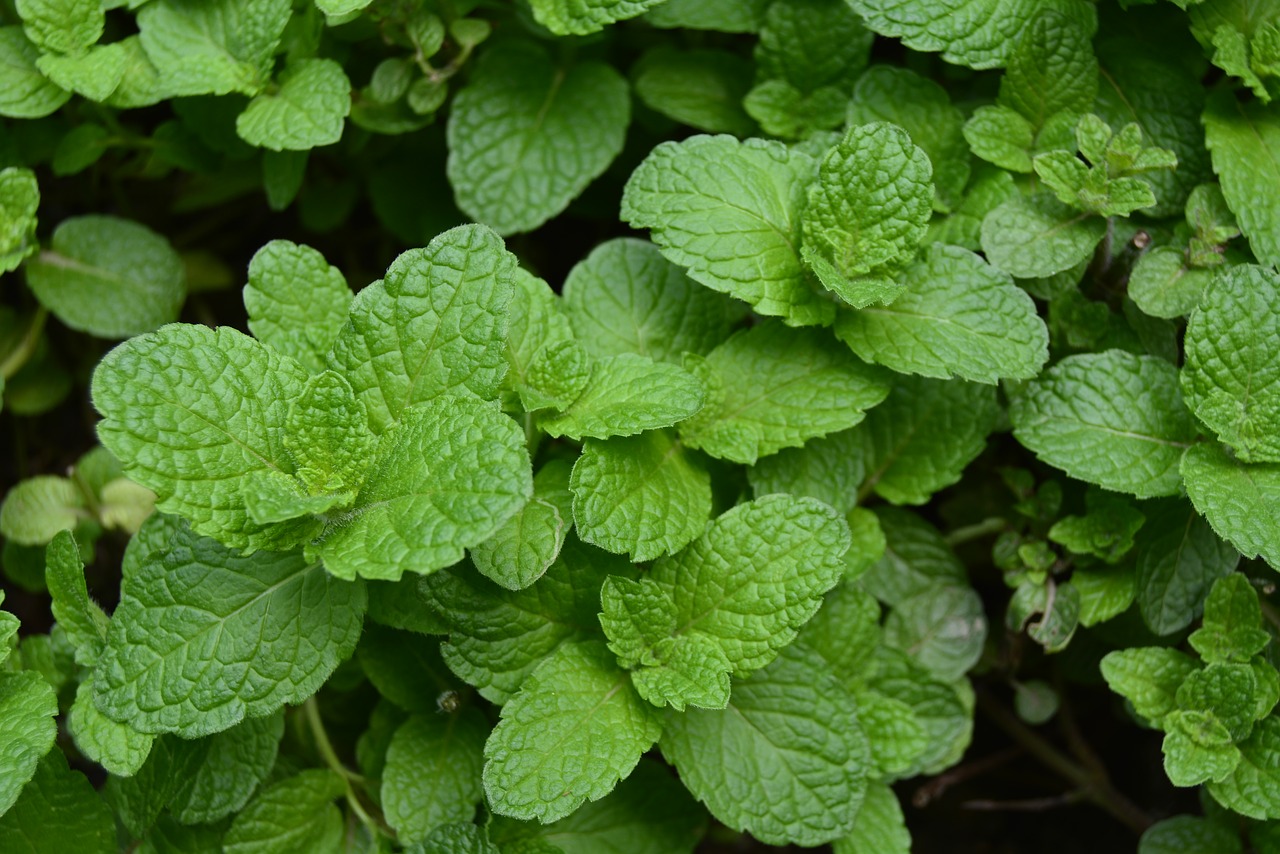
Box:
[913, 747, 1022, 807]
[963, 791, 1086, 812]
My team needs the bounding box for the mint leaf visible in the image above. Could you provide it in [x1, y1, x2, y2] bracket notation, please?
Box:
[835, 244, 1049, 383]
[981, 192, 1106, 279]
[92, 325, 313, 552]
[472, 459, 572, 591]
[863, 508, 966, 606]
[621, 135, 835, 327]
[530, 0, 663, 35]
[504, 269, 590, 413]
[244, 240, 353, 374]
[1073, 565, 1137, 627]
[755, 0, 872, 92]
[846, 0, 1096, 69]
[866, 647, 974, 776]
[571, 430, 711, 562]
[1163, 709, 1240, 786]
[447, 41, 628, 235]
[0, 751, 114, 853]
[678, 321, 889, 465]
[1203, 92, 1280, 266]
[483, 640, 662, 823]
[629, 633, 733, 712]
[538, 354, 704, 441]
[1139, 816, 1243, 854]
[643, 0, 768, 31]
[95, 521, 366, 737]
[0, 167, 39, 274]
[0, 27, 70, 119]
[236, 58, 350, 151]
[744, 81, 847, 140]
[45, 531, 108, 666]
[1128, 247, 1213, 320]
[632, 48, 754, 136]
[0, 670, 58, 815]
[67, 676, 155, 776]
[0, 475, 83, 545]
[14, 0, 102, 55]
[659, 641, 870, 846]
[833, 781, 911, 854]
[358, 624, 458, 713]
[795, 580, 882, 688]
[856, 689, 928, 777]
[136, 0, 291, 97]
[1189, 574, 1271, 665]
[1101, 647, 1199, 725]
[1049, 489, 1146, 563]
[562, 237, 735, 365]
[382, 709, 487, 844]
[999, 11, 1098, 128]
[25, 215, 185, 338]
[1177, 662, 1259, 741]
[36, 44, 127, 102]
[423, 538, 632, 704]
[328, 225, 517, 434]
[846, 67, 969, 212]
[1136, 501, 1239, 636]
[1182, 265, 1280, 462]
[801, 122, 933, 301]
[222, 769, 346, 854]
[314, 396, 532, 582]
[1010, 351, 1197, 498]
[884, 585, 986, 682]
[1181, 443, 1280, 569]
[748, 428, 866, 513]
[285, 370, 372, 497]
[167, 712, 283, 824]
[1206, 716, 1280, 819]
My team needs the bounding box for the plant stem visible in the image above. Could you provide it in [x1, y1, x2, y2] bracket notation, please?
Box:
[945, 517, 1007, 547]
[303, 698, 394, 839]
[0, 305, 47, 380]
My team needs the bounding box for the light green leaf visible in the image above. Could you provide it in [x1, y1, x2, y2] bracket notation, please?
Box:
[67, 676, 155, 776]
[962, 105, 1039, 172]
[1128, 246, 1213, 319]
[26, 215, 185, 338]
[1136, 501, 1239, 636]
[928, 164, 1020, 253]
[1204, 92, 1280, 266]
[571, 430, 711, 562]
[538, 354, 704, 441]
[0, 670, 58, 815]
[244, 240, 352, 373]
[632, 48, 754, 136]
[835, 244, 1049, 383]
[855, 690, 927, 777]
[36, 44, 127, 102]
[0, 476, 83, 546]
[328, 225, 517, 434]
[744, 80, 848, 140]
[562, 237, 736, 365]
[0, 167, 39, 274]
[999, 11, 1097, 127]
[222, 769, 346, 854]
[137, 0, 291, 97]
[1163, 710, 1240, 786]
[748, 428, 866, 513]
[472, 459, 572, 591]
[15, 0, 102, 54]
[1182, 265, 1280, 462]
[1010, 351, 1197, 498]
[1139, 815, 1243, 854]
[1177, 662, 1259, 741]
[95, 521, 366, 737]
[1189, 573, 1271, 665]
[530, 0, 663, 34]
[866, 648, 973, 776]
[1207, 715, 1280, 819]
[422, 539, 633, 704]
[981, 192, 1105, 278]
[621, 134, 835, 327]
[1073, 565, 1136, 627]
[795, 579, 882, 688]
[1181, 442, 1280, 570]
[845, 0, 1096, 69]
[862, 507, 966, 606]
[92, 325, 314, 552]
[483, 640, 662, 823]
[0, 751, 114, 854]
[659, 641, 870, 846]
[801, 122, 932, 301]
[678, 320, 889, 465]
[1048, 489, 1146, 564]
[236, 59, 350, 151]
[884, 585, 986, 682]
[315, 396, 531, 582]
[1101, 647, 1200, 725]
[383, 709, 488, 844]
[45, 530, 108, 665]
[846, 67, 969, 212]
[102, 35, 168, 109]
[755, 0, 873, 92]
[833, 781, 911, 854]
[504, 269, 590, 413]
[447, 40, 628, 235]
[284, 371, 372, 497]
[629, 633, 733, 712]
[0, 26, 70, 119]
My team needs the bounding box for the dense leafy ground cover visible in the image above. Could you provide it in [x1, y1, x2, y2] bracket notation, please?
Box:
[2, 0, 1280, 851]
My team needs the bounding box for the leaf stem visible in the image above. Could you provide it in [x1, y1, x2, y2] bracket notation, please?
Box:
[945, 517, 1007, 547]
[0, 305, 47, 380]
[303, 697, 395, 839]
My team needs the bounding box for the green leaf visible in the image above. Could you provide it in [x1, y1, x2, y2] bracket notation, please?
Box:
[628, 632, 733, 712]
[423, 539, 632, 704]
[1048, 489, 1146, 563]
[36, 44, 127, 102]
[678, 321, 889, 465]
[1137, 501, 1239, 636]
[14, 0, 102, 55]
[137, 0, 291, 97]
[67, 676, 155, 776]
[855, 690, 928, 777]
[1010, 350, 1197, 498]
[835, 244, 1049, 383]
[1101, 647, 1200, 725]
[999, 11, 1098, 128]
[483, 640, 662, 823]
[1181, 442, 1280, 570]
[1128, 247, 1213, 320]
[862, 508, 966, 606]
[472, 459, 572, 591]
[0, 476, 83, 546]
[832, 781, 911, 854]
[328, 225, 517, 434]
[1139, 816, 1243, 854]
[795, 580, 882, 689]
[659, 641, 870, 846]
[25, 215, 185, 338]
[643, 0, 768, 31]
[845, 0, 1096, 69]
[0, 751, 114, 854]
[0, 26, 70, 119]
[92, 325, 313, 552]
[1207, 715, 1280, 819]
[45, 530, 109, 665]
[748, 428, 866, 513]
[632, 48, 754, 136]
[447, 40, 628, 235]
[981, 192, 1106, 279]
[382, 709, 488, 844]
[1182, 265, 1280, 462]
[571, 430, 710, 562]
[282, 371, 372, 498]
[1163, 710, 1241, 786]
[243, 240, 352, 374]
[1189, 573, 1271, 664]
[358, 624, 458, 713]
[0, 670, 58, 815]
[504, 268, 590, 413]
[621, 134, 835, 327]
[846, 67, 969, 212]
[538, 354, 704, 441]
[95, 521, 366, 737]
[866, 648, 973, 776]
[0, 167, 39, 274]
[1177, 663, 1259, 740]
[755, 0, 873, 92]
[801, 122, 933, 300]
[236, 59, 350, 151]
[884, 585, 986, 681]
[222, 769, 346, 854]
[168, 712, 283, 824]
[744, 80, 847, 140]
[562, 237, 736, 365]
[530, 0, 663, 34]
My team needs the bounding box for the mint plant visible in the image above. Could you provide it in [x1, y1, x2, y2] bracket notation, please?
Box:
[3, 0, 1280, 851]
